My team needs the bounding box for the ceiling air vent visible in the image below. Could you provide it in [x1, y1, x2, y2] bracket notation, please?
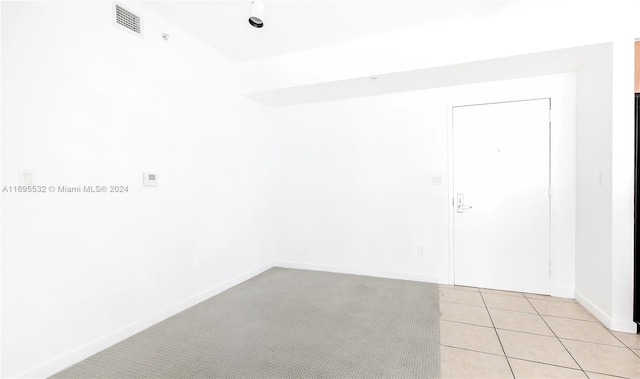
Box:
[115, 4, 141, 35]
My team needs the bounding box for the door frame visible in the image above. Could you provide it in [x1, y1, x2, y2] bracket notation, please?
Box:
[444, 76, 577, 298]
[449, 97, 552, 293]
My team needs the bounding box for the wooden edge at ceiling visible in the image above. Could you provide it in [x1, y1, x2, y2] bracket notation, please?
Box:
[635, 41, 640, 93]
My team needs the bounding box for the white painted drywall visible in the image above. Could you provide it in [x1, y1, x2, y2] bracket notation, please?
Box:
[274, 90, 451, 282]
[1, 2, 277, 377]
[573, 40, 637, 333]
[610, 39, 636, 332]
[575, 47, 614, 321]
[249, 0, 639, 333]
[0, 2, 3, 377]
[274, 74, 577, 298]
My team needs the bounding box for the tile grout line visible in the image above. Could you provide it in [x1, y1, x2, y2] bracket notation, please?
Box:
[522, 295, 587, 376]
[486, 307, 537, 315]
[507, 357, 592, 374]
[439, 344, 507, 358]
[599, 312, 640, 360]
[554, 336, 633, 349]
[607, 330, 640, 357]
[440, 319, 495, 329]
[523, 295, 578, 303]
[478, 290, 516, 379]
[491, 327, 556, 338]
[479, 290, 525, 298]
[523, 305, 597, 322]
[583, 370, 633, 379]
[534, 315, 595, 322]
[439, 299, 488, 308]
[542, 314, 600, 324]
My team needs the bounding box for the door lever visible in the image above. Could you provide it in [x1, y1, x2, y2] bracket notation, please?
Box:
[456, 194, 473, 213]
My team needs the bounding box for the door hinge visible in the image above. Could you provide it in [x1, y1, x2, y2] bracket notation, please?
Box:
[548, 187, 552, 199]
[549, 260, 552, 276]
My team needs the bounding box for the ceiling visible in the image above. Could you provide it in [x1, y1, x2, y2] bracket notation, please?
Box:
[142, 1, 517, 62]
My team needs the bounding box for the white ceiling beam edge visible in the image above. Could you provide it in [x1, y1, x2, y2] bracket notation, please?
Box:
[244, 43, 608, 107]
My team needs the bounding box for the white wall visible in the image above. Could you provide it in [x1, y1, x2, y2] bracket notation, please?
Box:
[0, 2, 4, 376]
[575, 46, 614, 322]
[609, 39, 636, 332]
[573, 39, 636, 333]
[251, 0, 638, 333]
[274, 74, 577, 297]
[1, 2, 276, 377]
[274, 90, 450, 282]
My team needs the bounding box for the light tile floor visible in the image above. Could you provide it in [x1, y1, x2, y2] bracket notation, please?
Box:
[439, 285, 640, 379]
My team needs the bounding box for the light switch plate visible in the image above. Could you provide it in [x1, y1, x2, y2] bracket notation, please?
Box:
[143, 172, 158, 187]
[431, 175, 443, 185]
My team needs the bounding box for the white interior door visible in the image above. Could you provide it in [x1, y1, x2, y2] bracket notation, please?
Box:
[453, 98, 550, 295]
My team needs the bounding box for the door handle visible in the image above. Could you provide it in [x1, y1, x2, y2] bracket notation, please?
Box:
[456, 194, 473, 213]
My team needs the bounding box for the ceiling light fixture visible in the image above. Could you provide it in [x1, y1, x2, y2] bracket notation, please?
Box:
[249, 0, 265, 28]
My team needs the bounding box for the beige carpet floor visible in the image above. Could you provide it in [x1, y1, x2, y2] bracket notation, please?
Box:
[52, 268, 440, 378]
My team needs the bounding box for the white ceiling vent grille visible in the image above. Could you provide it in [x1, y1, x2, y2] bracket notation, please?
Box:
[115, 4, 141, 35]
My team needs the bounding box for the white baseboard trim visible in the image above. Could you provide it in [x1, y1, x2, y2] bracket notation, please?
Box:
[574, 291, 637, 332]
[611, 318, 638, 334]
[18, 263, 275, 379]
[610, 318, 638, 333]
[273, 261, 448, 284]
[551, 286, 575, 299]
[574, 290, 612, 329]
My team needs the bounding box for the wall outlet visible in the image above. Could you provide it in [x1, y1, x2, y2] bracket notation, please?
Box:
[417, 246, 425, 256]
